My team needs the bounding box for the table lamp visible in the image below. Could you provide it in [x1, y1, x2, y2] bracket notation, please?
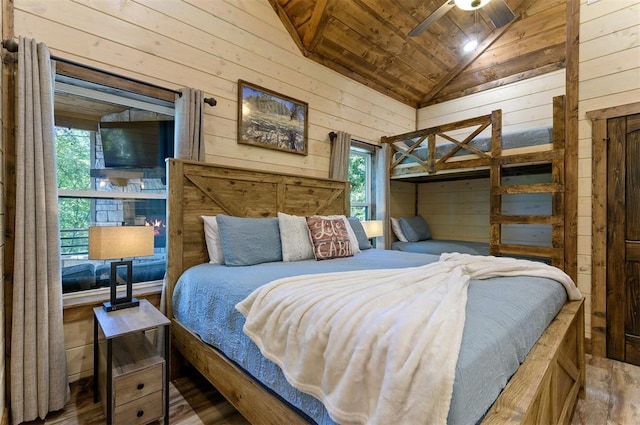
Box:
[89, 225, 155, 312]
[361, 220, 384, 241]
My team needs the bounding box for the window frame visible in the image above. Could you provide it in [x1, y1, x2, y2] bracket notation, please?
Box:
[349, 143, 375, 220]
[55, 69, 175, 298]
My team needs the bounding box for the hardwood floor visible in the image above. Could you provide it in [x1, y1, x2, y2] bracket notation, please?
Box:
[24, 355, 640, 425]
[572, 355, 640, 425]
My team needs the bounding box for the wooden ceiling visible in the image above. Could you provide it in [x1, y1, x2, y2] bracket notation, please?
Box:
[269, 0, 566, 107]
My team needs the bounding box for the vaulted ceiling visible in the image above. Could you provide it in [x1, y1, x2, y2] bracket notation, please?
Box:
[268, 0, 567, 107]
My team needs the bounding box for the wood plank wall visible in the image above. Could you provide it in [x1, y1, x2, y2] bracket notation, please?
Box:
[11, 0, 414, 178]
[579, 0, 640, 354]
[414, 174, 552, 245]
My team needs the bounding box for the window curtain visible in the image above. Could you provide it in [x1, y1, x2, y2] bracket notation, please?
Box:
[11, 37, 69, 423]
[329, 131, 351, 180]
[375, 144, 391, 249]
[158, 87, 206, 326]
[174, 87, 205, 161]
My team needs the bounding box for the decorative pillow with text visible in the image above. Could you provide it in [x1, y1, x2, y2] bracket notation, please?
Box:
[306, 216, 354, 260]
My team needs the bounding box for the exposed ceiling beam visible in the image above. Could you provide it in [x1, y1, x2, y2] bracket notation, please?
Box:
[266, 0, 308, 55]
[302, 0, 337, 51]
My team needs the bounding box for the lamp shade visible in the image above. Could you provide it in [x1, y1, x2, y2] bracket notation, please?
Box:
[361, 220, 384, 238]
[454, 0, 491, 11]
[88, 226, 155, 260]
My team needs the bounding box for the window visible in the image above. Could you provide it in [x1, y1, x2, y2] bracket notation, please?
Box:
[56, 78, 174, 294]
[348, 145, 374, 220]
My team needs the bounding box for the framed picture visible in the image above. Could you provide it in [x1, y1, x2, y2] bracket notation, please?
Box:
[237, 80, 308, 155]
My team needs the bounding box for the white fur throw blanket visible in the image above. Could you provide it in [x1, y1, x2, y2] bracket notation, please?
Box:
[236, 253, 581, 425]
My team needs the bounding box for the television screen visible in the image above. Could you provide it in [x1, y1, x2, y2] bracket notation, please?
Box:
[100, 120, 174, 169]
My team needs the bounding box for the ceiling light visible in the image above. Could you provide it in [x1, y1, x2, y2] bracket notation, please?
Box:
[454, 0, 491, 11]
[463, 39, 478, 52]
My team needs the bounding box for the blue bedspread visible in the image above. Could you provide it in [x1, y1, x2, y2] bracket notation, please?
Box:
[173, 250, 567, 425]
[392, 239, 490, 256]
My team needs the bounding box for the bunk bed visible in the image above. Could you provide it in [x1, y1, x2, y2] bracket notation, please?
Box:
[382, 96, 567, 268]
[165, 158, 584, 425]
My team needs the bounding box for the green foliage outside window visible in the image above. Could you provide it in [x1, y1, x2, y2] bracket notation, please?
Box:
[56, 127, 91, 254]
[349, 153, 368, 220]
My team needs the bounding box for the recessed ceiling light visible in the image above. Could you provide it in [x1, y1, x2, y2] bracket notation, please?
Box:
[454, 0, 491, 11]
[463, 39, 478, 52]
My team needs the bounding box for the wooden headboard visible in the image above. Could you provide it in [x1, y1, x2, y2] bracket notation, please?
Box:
[165, 159, 350, 319]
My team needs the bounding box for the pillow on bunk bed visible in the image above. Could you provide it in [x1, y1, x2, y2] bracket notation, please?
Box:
[399, 215, 432, 242]
[216, 215, 283, 266]
[277, 212, 315, 262]
[390, 217, 408, 242]
[347, 217, 373, 250]
[306, 216, 354, 260]
[202, 215, 225, 264]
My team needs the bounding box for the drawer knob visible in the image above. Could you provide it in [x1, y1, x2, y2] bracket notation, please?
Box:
[137, 410, 144, 418]
[137, 383, 145, 390]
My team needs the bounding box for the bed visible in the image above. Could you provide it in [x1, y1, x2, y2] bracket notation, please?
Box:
[382, 96, 568, 270]
[166, 159, 584, 425]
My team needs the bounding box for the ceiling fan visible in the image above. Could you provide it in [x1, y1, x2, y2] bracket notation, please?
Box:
[409, 0, 515, 37]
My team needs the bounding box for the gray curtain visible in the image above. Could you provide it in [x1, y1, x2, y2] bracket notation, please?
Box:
[11, 37, 69, 424]
[174, 87, 205, 161]
[329, 131, 351, 180]
[158, 87, 206, 325]
[375, 144, 391, 249]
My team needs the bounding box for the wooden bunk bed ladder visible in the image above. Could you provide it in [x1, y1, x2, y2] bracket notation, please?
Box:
[489, 96, 566, 268]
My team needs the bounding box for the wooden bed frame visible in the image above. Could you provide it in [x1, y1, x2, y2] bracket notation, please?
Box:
[165, 158, 585, 425]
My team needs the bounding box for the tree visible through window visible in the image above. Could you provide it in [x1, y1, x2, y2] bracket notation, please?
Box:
[56, 128, 91, 255]
[349, 147, 372, 220]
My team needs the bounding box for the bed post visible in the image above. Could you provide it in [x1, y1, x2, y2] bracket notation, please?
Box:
[166, 158, 184, 323]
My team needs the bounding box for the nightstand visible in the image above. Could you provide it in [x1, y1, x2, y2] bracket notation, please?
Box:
[93, 299, 170, 425]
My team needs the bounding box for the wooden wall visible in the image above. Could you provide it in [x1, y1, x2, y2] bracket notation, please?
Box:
[579, 0, 640, 351]
[416, 70, 566, 134]
[415, 174, 552, 245]
[10, 0, 415, 383]
[12, 0, 414, 178]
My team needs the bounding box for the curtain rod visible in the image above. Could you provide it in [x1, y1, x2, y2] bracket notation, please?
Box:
[328, 131, 380, 149]
[1, 38, 217, 107]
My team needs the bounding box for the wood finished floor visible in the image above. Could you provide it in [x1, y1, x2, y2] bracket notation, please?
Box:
[24, 356, 640, 425]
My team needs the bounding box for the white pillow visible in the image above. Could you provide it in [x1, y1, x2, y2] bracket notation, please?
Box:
[390, 217, 408, 242]
[202, 215, 224, 264]
[311, 214, 361, 254]
[277, 212, 315, 262]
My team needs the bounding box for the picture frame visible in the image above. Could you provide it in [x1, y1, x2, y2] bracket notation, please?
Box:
[237, 80, 308, 155]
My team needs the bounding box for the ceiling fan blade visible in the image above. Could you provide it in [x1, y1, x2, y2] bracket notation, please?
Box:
[408, 0, 455, 37]
[484, 0, 516, 28]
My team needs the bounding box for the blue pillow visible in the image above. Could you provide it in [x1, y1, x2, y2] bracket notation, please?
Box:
[399, 216, 432, 242]
[347, 217, 372, 250]
[216, 215, 282, 266]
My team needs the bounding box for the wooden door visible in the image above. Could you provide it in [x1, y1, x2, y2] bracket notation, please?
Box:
[607, 113, 640, 365]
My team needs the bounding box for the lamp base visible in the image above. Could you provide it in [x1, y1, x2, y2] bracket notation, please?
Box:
[103, 297, 140, 312]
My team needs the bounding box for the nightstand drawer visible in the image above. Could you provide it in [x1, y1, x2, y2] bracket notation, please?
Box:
[114, 363, 163, 406]
[114, 390, 163, 424]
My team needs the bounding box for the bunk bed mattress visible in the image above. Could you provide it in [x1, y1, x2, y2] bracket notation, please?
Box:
[391, 239, 490, 256]
[172, 249, 567, 425]
[394, 127, 552, 164]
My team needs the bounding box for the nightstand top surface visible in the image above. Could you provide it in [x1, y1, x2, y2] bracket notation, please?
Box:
[94, 299, 170, 338]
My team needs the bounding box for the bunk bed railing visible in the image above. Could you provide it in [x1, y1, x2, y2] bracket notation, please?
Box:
[382, 112, 501, 177]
